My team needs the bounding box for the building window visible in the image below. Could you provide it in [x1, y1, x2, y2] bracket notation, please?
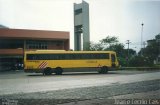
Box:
[75, 9, 82, 15]
[26, 40, 47, 49]
[0, 40, 23, 49]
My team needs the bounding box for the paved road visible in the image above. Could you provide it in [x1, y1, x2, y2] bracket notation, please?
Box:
[0, 70, 159, 95]
[0, 70, 160, 105]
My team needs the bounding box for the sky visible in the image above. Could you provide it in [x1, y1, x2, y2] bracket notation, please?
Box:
[0, 0, 160, 51]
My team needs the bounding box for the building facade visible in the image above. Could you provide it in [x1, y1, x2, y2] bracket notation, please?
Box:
[0, 28, 70, 71]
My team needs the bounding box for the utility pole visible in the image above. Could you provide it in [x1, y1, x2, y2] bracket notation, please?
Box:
[141, 23, 144, 56]
[143, 41, 146, 48]
[126, 40, 131, 66]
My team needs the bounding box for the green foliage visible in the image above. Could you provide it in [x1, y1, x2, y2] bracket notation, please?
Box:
[104, 43, 125, 56]
[139, 33, 160, 65]
[118, 57, 127, 67]
[88, 36, 122, 51]
[155, 33, 160, 39]
[101, 36, 124, 52]
[101, 36, 118, 45]
[88, 42, 103, 51]
[129, 56, 153, 67]
[88, 36, 136, 67]
[87, 34, 160, 67]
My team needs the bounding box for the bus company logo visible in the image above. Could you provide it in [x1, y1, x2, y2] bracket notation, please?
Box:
[38, 61, 48, 69]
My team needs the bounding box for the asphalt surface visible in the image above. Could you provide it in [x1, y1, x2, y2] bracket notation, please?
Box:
[0, 70, 160, 105]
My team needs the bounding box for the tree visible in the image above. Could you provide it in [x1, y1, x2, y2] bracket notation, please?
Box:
[155, 33, 160, 39]
[104, 43, 124, 56]
[88, 36, 137, 67]
[139, 34, 160, 65]
[129, 56, 152, 67]
[100, 36, 119, 48]
[88, 36, 124, 52]
[87, 42, 103, 51]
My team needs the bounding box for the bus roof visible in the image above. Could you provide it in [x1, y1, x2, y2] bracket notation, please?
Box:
[25, 50, 116, 54]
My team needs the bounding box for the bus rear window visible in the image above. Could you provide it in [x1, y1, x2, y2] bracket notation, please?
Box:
[111, 54, 116, 62]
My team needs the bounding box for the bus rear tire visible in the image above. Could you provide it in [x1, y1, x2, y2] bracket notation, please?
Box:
[98, 66, 108, 74]
[43, 67, 52, 75]
[55, 67, 63, 75]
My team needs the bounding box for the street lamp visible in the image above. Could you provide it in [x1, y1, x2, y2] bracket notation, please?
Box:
[141, 23, 144, 56]
[126, 40, 131, 67]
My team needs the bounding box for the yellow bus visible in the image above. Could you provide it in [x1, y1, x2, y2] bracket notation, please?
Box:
[24, 50, 119, 75]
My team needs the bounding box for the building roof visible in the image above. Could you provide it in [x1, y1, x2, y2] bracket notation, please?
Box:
[0, 25, 8, 28]
[0, 28, 69, 40]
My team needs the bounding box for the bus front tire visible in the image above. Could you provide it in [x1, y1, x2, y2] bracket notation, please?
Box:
[43, 67, 52, 75]
[98, 66, 108, 74]
[55, 67, 63, 75]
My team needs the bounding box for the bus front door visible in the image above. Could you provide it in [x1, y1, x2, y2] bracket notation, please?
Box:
[111, 54, 116, 68]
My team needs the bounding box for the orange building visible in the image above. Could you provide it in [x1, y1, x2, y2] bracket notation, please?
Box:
[0, 28, 70, 70]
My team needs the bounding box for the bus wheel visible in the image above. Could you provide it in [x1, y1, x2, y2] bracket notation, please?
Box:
[43, 67, 52, 75]
[55, 67, 63, 75]
[99, 66, 108, 74]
